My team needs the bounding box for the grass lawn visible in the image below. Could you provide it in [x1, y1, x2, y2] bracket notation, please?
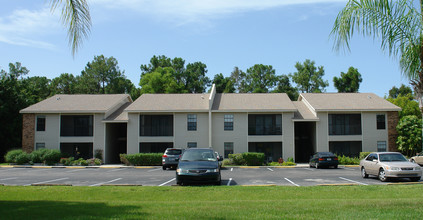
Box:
[1, 185, 422, 219]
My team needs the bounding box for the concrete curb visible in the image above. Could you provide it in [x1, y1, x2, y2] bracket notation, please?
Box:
[31, 184, 72, 186]
[387, 182, 423, 185]
[318, 183, 360, 186]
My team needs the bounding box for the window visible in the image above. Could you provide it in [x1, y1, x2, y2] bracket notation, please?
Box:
[187, 114, 197, 131]
[224, 142, 234, 158]
[328, 114, 362, 135]
[61, 115, 93, 136]
[35, 143, 45, 150]
[224, 114, 234, 131]
[377, 114, 386, 130]
[377, 141, 387, 152]
[36, 116, 46, 131]
[187, 142, 197, 148]
[248, 114, 282, 135]
[140, 115, 173, 136]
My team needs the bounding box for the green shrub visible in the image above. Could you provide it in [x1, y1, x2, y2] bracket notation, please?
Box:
[359, 152, 371, 160]
[241, 152, 265, 166]
[124, 153, 162, 166]
[60, 157, 74, 166]
[120, 154, 130, 165]
[72, 158, 88, 166]
[5, 149, 24, 163]
[267, 161, 296, 166]
[42, 149, 61, 165]
[228, 154, 246, 165]
[337, 155, 360, 165]
[94, 149, 103, 160]
[222, 159, 234, 166]
[15, 152, 30, 165]
[287, 157, 294, 163]
[29, 148, 51, 163]
[87, 158, 102, 166]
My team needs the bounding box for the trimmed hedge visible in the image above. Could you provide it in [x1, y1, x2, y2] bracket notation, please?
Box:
[229, 152, 265, 166]
[4, 149, 24, 163]
[120, 153, 162, 166]
[337, 155, 360, 165]
[359, 152, 371, 160]
[4, 149, 62, 165]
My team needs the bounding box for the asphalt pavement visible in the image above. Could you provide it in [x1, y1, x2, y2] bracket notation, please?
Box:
[1, 166, 421, 186]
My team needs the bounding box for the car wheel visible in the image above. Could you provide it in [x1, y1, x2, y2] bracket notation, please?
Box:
[162, 166, 166, 170]
[410, 177, 421, 182]
[361, 167, 369, 178]
[378, 168, 388, 182]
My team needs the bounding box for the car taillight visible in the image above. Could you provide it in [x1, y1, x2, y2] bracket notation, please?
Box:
[334, 157, 338, 160]
[162, 155, 167, 158]
[318, 158, 324, 161]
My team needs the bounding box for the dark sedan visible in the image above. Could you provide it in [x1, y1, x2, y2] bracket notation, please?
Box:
[309, 152, 339, 169]
[176, 148, 222, 185]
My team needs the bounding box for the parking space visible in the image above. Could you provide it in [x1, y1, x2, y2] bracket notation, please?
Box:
[0, 166, 420, 186]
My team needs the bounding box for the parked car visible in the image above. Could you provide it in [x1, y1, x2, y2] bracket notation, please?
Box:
[360, 152, 422, 182]
[309, 152, 339, 169]
[215, 151, 223, 168]
[176, 148, 223, 185]
[162, 148, 183, 170]
[410, 153, 423, 166]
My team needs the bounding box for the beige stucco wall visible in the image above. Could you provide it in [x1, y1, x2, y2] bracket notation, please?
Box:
[362, 112, 388, 152]
[282, 112, 295, 161]
[34, 114, 60, 150]
[211, 112, 248, 157]
[317, 111, 389, 153]
[174, 112, 209, 148]
[127, 113, 139, 154]
[93, 113, 105, 153]
[316, 112, 329, 152]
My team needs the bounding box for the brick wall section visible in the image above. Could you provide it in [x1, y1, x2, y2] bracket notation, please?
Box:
[387, 111, 399, 152]
[22, 114, 35, 153]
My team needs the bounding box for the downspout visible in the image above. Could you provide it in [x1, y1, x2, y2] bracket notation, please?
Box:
[208, 84, 216, 148]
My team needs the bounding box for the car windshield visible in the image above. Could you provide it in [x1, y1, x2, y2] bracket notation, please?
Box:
[379, 153, 407, 162]
[181, 150, 217, 161]
[166, 149, 182, 155]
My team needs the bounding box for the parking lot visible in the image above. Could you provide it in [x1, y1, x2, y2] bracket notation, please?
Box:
[0, 166, 420, 186]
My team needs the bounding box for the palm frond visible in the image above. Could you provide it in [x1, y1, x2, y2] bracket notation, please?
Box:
[330, 0, 422, 79]
[50, 0, 92, 56]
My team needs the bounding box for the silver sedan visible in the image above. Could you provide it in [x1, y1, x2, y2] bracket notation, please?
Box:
[360, 152, 422, 182]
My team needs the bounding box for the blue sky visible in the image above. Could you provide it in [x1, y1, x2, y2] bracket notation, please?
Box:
[0, 0, 411, 97]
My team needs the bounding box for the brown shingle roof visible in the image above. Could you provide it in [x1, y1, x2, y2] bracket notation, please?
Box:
[126, 93, 210, 112]
[212, 93, 296, 112]
[292, 101, 319, 120]
[20, 94, 131, 113]
[300, 93, 401, 112]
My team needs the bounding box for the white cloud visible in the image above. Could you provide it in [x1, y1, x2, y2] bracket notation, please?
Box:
[0, 7, 60, 49]
[91, 0, 346, 25]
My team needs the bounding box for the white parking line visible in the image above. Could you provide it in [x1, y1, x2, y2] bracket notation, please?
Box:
[0, 177, 18, 181]
[304, 168, 314, 171]
[267, 168, 274, 172]
[90, 178, 122, 187]
[227, 178, 233, 186]
[28, 177, 69, 186]
[339, 177, 368, 185]
[159, 178, 175, 186]
[284, 178, 300, 187]
[148, 168, 162, 172]
[231, 168, 233, 172]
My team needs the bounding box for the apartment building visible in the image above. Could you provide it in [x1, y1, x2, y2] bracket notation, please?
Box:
[20, 85, 401, 163]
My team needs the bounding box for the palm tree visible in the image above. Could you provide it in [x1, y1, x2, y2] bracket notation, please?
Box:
[331, 0, 422, 107]
[50, 0, 91, 56]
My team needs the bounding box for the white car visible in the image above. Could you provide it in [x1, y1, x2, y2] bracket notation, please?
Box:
[410, 153, 423, 166]
[360, 152, 422, 182]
